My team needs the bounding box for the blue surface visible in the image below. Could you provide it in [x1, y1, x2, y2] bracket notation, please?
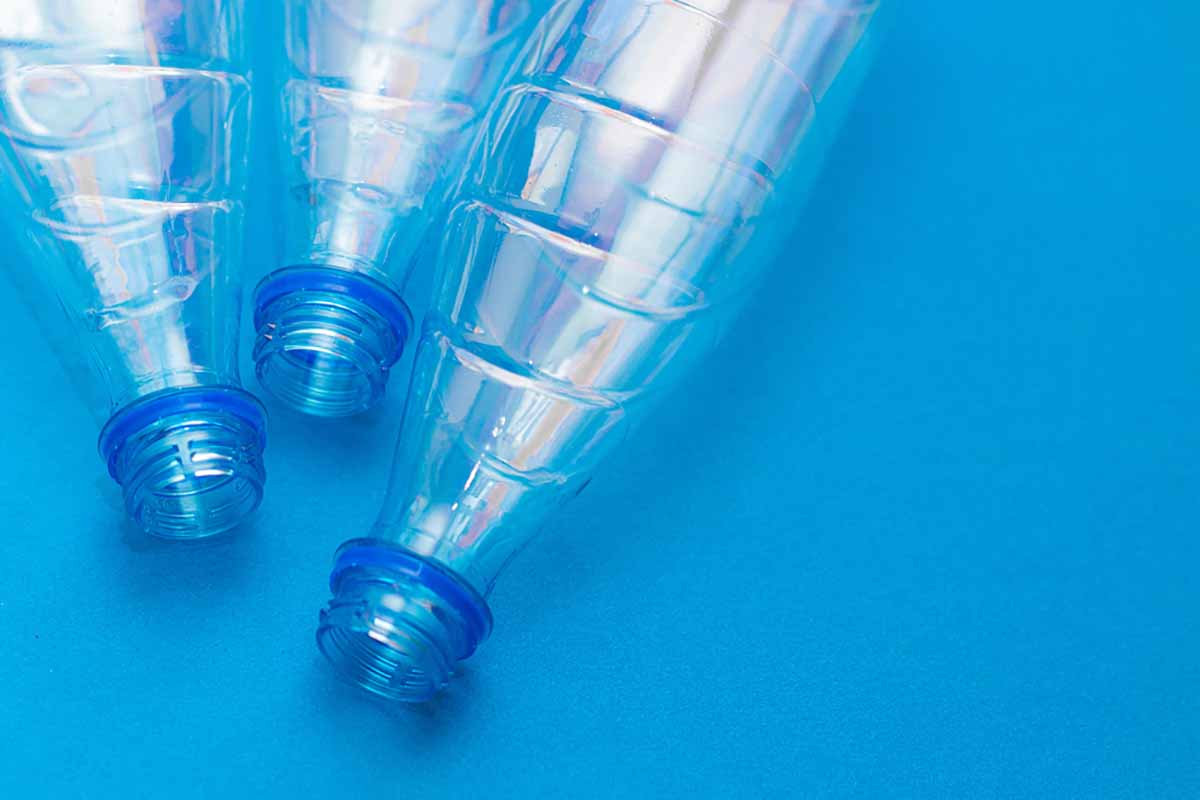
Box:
[1, 3, 1198, 797]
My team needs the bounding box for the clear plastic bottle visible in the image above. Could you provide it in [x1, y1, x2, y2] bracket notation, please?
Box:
[318, 0, 884, 700]
[0, 1, 265, 538]
[251, 0, 536, 417]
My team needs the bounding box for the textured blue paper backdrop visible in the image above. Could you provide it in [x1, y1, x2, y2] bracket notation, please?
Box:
[1, 3, 1197, 797]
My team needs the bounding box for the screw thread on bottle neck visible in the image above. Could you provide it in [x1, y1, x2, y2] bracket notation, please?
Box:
[252, 266, 411, 417]
[317, 539, 492, 702]
[100, 387, 267, 539]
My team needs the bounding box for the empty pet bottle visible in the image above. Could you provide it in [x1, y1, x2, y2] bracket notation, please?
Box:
[252, 0, 536, 417]
[0, 1, 265, 538]
[318, 0, 885, 700]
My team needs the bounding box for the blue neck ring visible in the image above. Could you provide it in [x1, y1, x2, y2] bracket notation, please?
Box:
[98, 386, 267, 479]
[330, 540, 493, 656]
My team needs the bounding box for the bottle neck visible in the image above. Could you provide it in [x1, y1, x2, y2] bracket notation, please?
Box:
[251, 266, 412, 417]
[317, 539, 493, 702]
[99, 386, 267, 538]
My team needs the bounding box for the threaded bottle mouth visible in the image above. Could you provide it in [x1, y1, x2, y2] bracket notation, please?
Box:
[253, 266, 411, 418]
[99, 387, 267, 539]
[317, 539, 492, 703]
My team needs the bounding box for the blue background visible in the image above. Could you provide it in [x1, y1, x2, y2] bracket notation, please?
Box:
[1, 3, 1197, 797]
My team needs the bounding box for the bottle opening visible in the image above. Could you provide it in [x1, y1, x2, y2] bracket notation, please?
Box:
[98, 386, 267, 539]
[252, 266, 411, 418]
[317, 539, 492, 703]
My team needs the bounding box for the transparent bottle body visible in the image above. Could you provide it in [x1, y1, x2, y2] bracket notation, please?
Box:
[320, 0, 884, 700]
[0, 1, 265, 538]
[253, 0, 535, 416]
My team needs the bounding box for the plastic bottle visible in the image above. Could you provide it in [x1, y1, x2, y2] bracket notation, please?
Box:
[0, 1, 265, 538]
[317, 0, 884, 700]
[252, 0, 536, 417]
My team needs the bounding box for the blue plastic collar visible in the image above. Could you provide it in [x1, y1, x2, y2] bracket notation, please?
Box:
[97, 386, 267, 479]
[330, 540, 494, 654]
